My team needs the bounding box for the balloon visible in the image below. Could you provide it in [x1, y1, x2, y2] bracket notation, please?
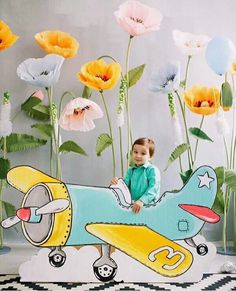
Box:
[205, 36, 236, 75]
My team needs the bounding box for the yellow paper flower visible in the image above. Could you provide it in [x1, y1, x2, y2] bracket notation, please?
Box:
[183, 85, 220, 115]
[35, 31, 79, 58]
[78, 59, 121, 91]
[0, 20, 19, 52]
[231, 59, 236, 74]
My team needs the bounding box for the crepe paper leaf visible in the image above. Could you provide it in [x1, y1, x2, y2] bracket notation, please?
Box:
[1, 133, 47, 152]
[165, 143, 190, 171]
[225, 169, 236, 192]
[21, 96, 41, 111]
[96, 133, 113, 156]
[221, 81, 233, 110]
[189, 127, 213, 142]
[179, 169, 193, 184]
[21, 96, 50, 121]
[212, 188, 225, 214]
[31, 123, 53, 138]
[26, 104, 50, 121]
[59, 141, 87, 156]
[125, 64, 145, 88]
[0, 158, 10, 179]
[1, 200, 16, 217]
[82, 85, 92, 99]
[215, 166, 225, 189]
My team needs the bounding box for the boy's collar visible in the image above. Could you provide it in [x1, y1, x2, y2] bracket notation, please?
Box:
[133, 161, 150, 168]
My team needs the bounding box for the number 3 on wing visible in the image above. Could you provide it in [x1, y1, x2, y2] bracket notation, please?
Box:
[148, 243, 193, 277]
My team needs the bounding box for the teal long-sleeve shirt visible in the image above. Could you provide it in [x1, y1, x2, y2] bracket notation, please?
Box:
[124, 161, 161, 205]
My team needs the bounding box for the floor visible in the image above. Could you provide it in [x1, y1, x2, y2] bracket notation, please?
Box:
[0, 243, 236, 290]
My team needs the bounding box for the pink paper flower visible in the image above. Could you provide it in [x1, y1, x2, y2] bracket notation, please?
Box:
[115, 0, 162, 37]
[59, 97, 103, 132]
[31, 90, 44, 101]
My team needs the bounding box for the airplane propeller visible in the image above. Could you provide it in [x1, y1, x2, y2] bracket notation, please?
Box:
[1, 199, 70, 229]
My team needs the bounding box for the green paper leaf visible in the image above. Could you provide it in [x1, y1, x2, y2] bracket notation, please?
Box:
[165, 143, 190, 171]
[21, 96, 41, 111]
[96, 133, 113, 156]
[189, 127, 213, 142]
[212, 188, 225, 214]
[59, 141, 87, 156]
[21, 96, 50, 121]
[221, 81, 233, 110]
[215, 166, 225, 189]
[27, 104, 50, 121]
[1, 200, 16, 217]
[31, 123, 52, 138]
[0, 158, 10, 179]
[225, 169, 236, 192]
[82, 85, 92, 99]
[125, 64, 145, 88]
[179, 169, 193, 184]
[1, 133, 47, 152]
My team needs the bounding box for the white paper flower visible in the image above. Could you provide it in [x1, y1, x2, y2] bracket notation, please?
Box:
[0, 102, 12, 137]
[150, 62, 180, 94]
[17, 54, 65, 87]
[173, 30, 210, 56]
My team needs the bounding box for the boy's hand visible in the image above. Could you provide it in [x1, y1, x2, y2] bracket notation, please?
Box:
[111, 177, 119, 185]
[132, 200, 143, 213]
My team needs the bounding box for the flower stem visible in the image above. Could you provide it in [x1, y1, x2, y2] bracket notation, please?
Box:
[183, 56, 192, 90]
[193, 115, 205, 163]
[100, 91, 116, 177]
[46, 87, 61, 179]
[125, 36, 133, 169]
[175, 90, 193, 169]
[119, 127, 124, 177]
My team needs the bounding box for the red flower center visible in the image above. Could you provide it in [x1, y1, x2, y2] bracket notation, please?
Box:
[74, 106, 90, 115]
[96, 75, 109, 82]
[194, 100, 214, 108]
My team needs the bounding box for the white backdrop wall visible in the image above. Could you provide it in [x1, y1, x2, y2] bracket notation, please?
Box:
[1, 0, 235, 241]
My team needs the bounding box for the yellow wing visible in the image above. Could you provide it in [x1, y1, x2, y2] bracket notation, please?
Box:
[86, 223, 193, 277]
[7, 165, 60, 194]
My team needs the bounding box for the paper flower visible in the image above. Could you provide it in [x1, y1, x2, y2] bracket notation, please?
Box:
[59, 97, 103, 131]
[173, 30, 210, 56]
[149, 62, 180, 94]
[114, 0, 162, 37]
[17, 54, 64, 87]
[78, 59, 121, 91]
[183, 85, 220, 115]
[0, 20, 19, 52]
[31, 90, 44, 101]
[35, 31, 79, 58]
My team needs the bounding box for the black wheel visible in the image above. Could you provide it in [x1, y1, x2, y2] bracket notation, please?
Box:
[49, 253, 66, 267]
[93, 264, 117, 282]
[197, 243, 208, 256]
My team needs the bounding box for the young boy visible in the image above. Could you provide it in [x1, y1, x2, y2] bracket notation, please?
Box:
[111, 137, 160, 213]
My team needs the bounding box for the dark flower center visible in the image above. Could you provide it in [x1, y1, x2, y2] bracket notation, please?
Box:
[74, 106, 90, 115]
[162, 74, 176, 88]
[0, 39, 2, 44]
[40, 70, 49, 76]
[130, 17, 144, 24]
[194, 100, 214, 108]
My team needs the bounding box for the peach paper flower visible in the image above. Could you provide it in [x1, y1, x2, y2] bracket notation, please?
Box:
[35, 30, 79, 58]
[114, 0, 162, 37]
[59, 97, 103, 131]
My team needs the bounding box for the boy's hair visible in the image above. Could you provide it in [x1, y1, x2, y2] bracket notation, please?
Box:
[132, 138, 155, 158]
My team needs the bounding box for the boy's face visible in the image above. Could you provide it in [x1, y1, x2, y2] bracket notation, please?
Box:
[132, 144, 150, 166]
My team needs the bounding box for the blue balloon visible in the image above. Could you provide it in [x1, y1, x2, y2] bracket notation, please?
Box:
[205, 36, 236, 75]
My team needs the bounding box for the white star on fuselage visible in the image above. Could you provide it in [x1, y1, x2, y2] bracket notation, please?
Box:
[198, 172, 214, 189]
